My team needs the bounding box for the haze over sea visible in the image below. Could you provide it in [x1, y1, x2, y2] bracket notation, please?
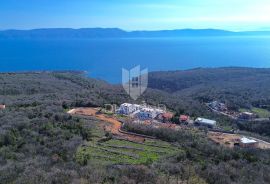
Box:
[0, 36, 270, 83]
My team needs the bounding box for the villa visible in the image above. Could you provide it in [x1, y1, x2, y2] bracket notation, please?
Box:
[117, 103, 141, 115]
[118, 103, 165, 120]
[194, 117, 217, 128]
[208, 101, 228, 112]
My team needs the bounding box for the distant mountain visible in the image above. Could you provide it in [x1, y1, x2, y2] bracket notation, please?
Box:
[0, 28, 126, 39]
[1, 28, 270, 39]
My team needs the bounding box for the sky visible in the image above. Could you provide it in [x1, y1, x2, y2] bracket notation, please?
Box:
[0, 0, 270, 31]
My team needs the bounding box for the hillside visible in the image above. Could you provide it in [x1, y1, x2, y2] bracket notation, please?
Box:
[147, 67, 270, 136]
[1, 70, 270, 183]
[148, 67, 270, 107]
[0, 72, 145, 183]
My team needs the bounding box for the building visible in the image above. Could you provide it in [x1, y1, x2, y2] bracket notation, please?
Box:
[117, 103, 141, 115]
[179, 115, 190, 123]
[194, 117, 217, 128]
[118, 103, 166, 120]
[0, 105, 5, 110]
[136, 107, 164, 120]
[239, 137, 258, 148]
[209, 101, 227, 112]
[157, 112, 174, 123]
[238, 112, 256, 120]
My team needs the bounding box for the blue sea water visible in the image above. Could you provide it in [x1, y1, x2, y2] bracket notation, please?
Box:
[0, 37, 270, 83]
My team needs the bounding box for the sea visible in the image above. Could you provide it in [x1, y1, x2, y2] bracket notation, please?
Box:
[0, 36, 270, 83]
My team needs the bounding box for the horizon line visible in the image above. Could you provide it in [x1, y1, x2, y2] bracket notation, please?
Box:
[1, 27, 270, 32]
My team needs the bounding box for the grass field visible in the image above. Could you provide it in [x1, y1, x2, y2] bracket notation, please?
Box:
[75, 118, 180, 165]
[76, 138, 180, 165]
[240, 107, 270, 118]
[251, 108, 270, 118]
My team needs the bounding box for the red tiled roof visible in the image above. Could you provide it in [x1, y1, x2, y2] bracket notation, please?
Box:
[162, 113, 173, 119]
[180, 115, 189, 121]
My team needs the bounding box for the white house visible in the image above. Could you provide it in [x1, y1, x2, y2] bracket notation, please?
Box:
[136, 107, 164, 120]
[118, 103, 164, 120]
[195, 117, 217, 128]
[240, 137, 258, 148]
[117, 103, 139, 115]
[238, 112, 256, 120]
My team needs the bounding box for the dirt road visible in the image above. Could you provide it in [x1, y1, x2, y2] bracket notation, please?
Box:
[68, 108, 145, 142]
[68, 108, 270, 149]
[208, 131, 270, 149]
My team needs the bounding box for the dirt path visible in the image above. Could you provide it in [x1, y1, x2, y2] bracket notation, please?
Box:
[68, 108, 270, 149]
[208, 131, 270, 149]
[67, 108, 145, 142]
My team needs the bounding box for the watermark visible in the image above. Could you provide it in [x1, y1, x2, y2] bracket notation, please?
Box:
[103, 103, 167, 114]
[122, 65, 148, 100]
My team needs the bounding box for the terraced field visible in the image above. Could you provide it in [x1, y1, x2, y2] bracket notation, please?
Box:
[76, 138, 180, 165]
[71, 107, 181, 165]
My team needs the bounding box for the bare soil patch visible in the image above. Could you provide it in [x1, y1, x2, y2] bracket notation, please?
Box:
[68, 108, 145, 142]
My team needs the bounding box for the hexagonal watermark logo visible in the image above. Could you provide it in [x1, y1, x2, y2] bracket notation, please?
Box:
[122, 65, 148, 100]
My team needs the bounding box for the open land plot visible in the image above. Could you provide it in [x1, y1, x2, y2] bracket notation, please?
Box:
[69, 108, 180, 165]
[68, 107, 145, 142]
[240, 107, 270, 118]
[76, 138, 180, 165]
[208, 132, 270, 149]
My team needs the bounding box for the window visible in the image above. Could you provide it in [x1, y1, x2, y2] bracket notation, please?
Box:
[131, 77, 139, 88]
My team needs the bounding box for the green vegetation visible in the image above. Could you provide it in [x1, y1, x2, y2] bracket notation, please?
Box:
[123, 122, 270, 184]
[76, 139, 179, 165]
[252, 108, 270, 118]
[1, 69, 270, 183]
[239, 108, 249, 113]
[148, 68, 270, 112]
[75, 117, 179, 166]
[240, 107, 270, 118]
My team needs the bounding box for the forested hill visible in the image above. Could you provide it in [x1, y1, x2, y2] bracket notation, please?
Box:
[147, 67, 270, 108]
[1, 70, 270, 183]
[148, 67, 270, 93]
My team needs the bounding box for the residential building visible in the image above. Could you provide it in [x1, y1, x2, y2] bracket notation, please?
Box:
[136, 107, 164, 120]
[118, 103, 166, 120]
[117, 103, 141, 115]
[238, 112, 256, 120]
[179, 115, 190, 123]
[209, 101, 227, 112]
[194, 117, 217, 128]
[157, 112, 173, 123]
[239, 137, 258, 148]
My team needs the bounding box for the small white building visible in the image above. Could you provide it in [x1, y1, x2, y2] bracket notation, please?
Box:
[239, 112, 256, 120]
[195, 117, 217, 128]
[240, 137, 258, 148]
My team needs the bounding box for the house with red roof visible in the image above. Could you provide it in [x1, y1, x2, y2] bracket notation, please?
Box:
[179, 115, 190, 123]
[157, 112, 174, 123]
[0, 104, 5, 110]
